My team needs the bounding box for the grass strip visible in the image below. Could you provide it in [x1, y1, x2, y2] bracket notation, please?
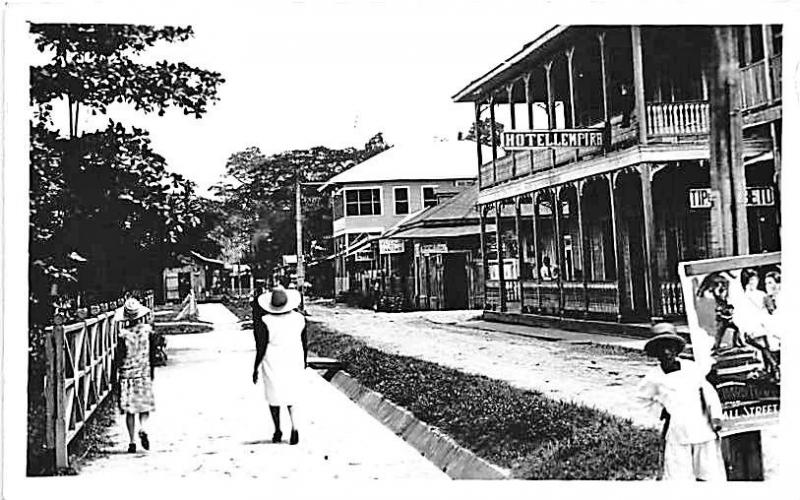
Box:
[306, 320, 661, 480]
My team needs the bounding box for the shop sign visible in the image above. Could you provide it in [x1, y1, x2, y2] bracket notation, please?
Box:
[688, 187, 775, 209]
[354, 243, 374, 262]
[421, 243, 448, 255]
[379, 239, 405, 255]
[502, 129, 606, 150]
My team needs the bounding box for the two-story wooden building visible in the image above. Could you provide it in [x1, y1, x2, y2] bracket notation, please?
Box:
[453, 25, 782, 322]
[322, 140, 487, 299]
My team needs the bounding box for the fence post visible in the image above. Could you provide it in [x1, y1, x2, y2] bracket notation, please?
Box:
[52, 314, 68, 468]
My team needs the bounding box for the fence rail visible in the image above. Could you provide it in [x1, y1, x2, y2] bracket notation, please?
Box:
[45, 291, 154, 468]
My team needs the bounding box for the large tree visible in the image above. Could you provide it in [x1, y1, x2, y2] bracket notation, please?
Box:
[213, 133, 390, 280]
[29, 24, 224, 314]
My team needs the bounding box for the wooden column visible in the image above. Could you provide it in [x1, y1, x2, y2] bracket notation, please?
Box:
[598, 32, 610, 121]
[708, 26, 749, 256]
[566, 47, 580, 163]
[631, 26, 648, 145]
[552, 188, 564, 315]
[770, 122, 781, 232]
[544, 61, 556, 169]
[762, 25, 774, 102]
[565, 47, 577, 128]
[474, 101, 484, 189]
[523, 72, 535, 173]
[531, 191, 541, 311]
[489, 96, 498, 184]
[507, 83, 517, 177]
[479, 206, 489, 309]
[576, 180, 589, 315]
[639, 164, 661, 320]
[495, 201, 507, 312]
[607, 173, 625, 322]
[515, 197, 525, 312]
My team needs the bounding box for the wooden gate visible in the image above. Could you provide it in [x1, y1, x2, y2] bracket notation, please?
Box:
[45, 291, 154, 468]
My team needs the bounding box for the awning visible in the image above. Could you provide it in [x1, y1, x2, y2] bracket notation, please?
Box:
[190, 251, 226, 266]
[322, 234, 379, 261]
[391, 224, 497, 239]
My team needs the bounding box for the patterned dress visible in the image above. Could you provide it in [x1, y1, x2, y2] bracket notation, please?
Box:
[118, 323, 156, 414]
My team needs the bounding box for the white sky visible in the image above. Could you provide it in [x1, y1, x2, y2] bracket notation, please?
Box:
[24, 1, 555, 194]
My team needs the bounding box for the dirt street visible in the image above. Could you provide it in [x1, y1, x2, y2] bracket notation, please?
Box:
[307, 303, 662, 429]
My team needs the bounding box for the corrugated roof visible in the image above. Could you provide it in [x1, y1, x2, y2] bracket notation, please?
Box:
[320, 140, 489, 188]
[390, 224, 497, 239]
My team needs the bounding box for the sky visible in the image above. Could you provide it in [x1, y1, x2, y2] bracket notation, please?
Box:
[23, 1, 554, 194]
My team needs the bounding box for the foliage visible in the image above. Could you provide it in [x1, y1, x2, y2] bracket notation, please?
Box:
[29, 23, 225, 315]
[306, 321, 661, 480]
[463, 117, 504, 147]
[212, 133, 391, 277]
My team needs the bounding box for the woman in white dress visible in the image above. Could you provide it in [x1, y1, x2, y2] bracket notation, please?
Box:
[252, 286, 308, 445]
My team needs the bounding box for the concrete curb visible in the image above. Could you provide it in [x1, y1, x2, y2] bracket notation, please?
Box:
[328, 370, 511, 480]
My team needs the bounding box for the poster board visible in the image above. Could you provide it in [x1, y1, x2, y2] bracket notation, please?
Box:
[678, 252, 781, 436]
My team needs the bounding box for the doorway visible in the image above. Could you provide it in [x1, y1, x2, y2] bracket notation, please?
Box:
[444, 253, 469, 309]
[178, 272, 191, 299]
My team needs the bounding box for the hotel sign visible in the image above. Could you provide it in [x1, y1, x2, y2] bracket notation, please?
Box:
[688, 187, 775, 209]
[502, 129, 606, 150]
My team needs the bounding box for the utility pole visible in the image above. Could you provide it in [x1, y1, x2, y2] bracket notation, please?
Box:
[707, 25, 749, 257]
[295, 165, 305, 291]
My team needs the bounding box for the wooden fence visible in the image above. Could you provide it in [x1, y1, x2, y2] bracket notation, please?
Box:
[44, 291, 154, 468]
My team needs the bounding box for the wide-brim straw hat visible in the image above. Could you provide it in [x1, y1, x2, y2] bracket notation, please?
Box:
[258, 287, 301, 314]
[115, 297, 150, 322]
[644, 323, 686, 357]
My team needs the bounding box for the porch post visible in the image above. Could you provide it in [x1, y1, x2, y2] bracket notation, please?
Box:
[479, 205, 489, 309]
[607, 172, 624, 322]
[598, 32, 610, 122]
[495, 201, 507, 312]
[566, 46, 580, 162]
[523, 71, 535, 173]
[770, 122, 782, 233]
[507, 83, 517, 177]
[475, 101, 484, 189]
[544, 60, 556, 169]
[489, 95, 499, 184]
[639, 164, 661, 321]
[515, 197, 525, 312]
[576, 180, 589, 316]
[552, 187, 564, 315]
[565, 47, 577, 127]
[762, 25, 774, 102]
[531, 191, 541, 311]
[631, 26, 648, 145]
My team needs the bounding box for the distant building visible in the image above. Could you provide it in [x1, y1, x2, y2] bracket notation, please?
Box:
[321, 140, 489, 299]
[162, 251, 227, 302]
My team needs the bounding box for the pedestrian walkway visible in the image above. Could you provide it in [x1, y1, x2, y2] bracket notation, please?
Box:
[78, 303, 447, 480]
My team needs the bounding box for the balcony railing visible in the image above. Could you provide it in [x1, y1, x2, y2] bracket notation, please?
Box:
[646, 101, 709, 137]
[770, 54, 782, 101]
[740, 55, 782, 110]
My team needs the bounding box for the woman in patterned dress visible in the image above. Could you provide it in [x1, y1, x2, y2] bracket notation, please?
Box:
[116, 297, 156, 453]
[252, 286, 308, 445]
